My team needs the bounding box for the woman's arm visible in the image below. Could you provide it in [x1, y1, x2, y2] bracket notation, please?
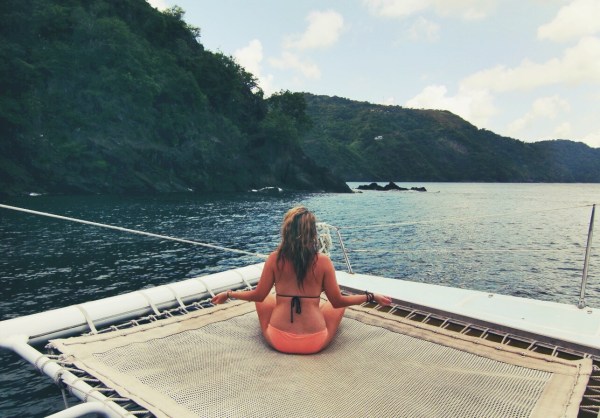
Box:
[211, 253, 277, 304]
[322, 256, 392, 308]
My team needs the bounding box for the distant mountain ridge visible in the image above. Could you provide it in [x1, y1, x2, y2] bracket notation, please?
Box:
[301, 94, 600, 182]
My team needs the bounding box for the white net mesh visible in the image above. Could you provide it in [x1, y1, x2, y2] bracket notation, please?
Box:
[51, 302, 591, 418]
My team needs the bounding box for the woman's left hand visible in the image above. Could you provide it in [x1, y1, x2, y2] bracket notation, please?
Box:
[374, 293, 392, 306]
[211, 291, 229, 305]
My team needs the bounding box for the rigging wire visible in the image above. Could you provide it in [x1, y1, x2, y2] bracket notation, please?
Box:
[0, 204, 269, 259]
[348, 248, 559, 254]
[335, 204, 594, 230]
[1, 202, 594, 257]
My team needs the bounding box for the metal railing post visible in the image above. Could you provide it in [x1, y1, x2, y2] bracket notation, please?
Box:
[333, 227, 354, 274]
[578, 204, 595, 309]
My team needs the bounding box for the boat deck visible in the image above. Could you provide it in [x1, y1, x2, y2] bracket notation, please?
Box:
[1, 263, 598, 417]
[337, 270, 599, 355]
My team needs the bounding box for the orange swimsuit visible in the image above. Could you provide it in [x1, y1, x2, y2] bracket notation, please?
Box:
[266, 294, 328, 354]
[266, 324, 329, 354]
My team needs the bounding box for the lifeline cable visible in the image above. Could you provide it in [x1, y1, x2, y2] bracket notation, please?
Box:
[0, 204, 268, 259]
[349, 247, 560, 254]
[335, 203, 595, 230]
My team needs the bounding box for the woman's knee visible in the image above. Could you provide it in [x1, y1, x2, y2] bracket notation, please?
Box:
[255, 294, 276, 331]
[322, 302, 345, 329]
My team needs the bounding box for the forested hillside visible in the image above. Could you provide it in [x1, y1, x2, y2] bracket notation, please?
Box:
[301, 94, 600, 182]
[2, 1, 598, 196]
[0, 0, 350, 195]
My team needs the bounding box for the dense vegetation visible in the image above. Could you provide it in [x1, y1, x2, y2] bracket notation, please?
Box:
[1, 1, 598, 196]
[301, 94, 600, 182]
[0, 0, 350, 195]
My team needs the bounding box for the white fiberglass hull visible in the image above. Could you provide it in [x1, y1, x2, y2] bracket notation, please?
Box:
[0, 263, 596, 353]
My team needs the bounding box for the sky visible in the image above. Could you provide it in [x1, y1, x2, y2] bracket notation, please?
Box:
[146, 0, 600, 148]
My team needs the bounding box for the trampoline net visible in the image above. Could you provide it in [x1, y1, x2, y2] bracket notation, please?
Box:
[50, 301, 591, 418]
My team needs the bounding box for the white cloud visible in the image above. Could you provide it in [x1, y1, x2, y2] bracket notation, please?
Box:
[462, 36, 600, 92]
[553, 122, 573, 138]
[583, 129, 600, 148]
[407, 17, 440, 42]
[507, 95, 571, 137]
[405, 85, 496, 127]
[382, 97, 396, 105]
[434, 0, 496, 20]
[234, 40, 263, 78]
[270, 10, 342, 82]
[363, 0, 428, 18]
[233, 39, 275, 95]
[284, 10, 344, 50]
[146, 0, 169, 11]
[538, 0, 600, 42]
[363, 0, 496, 20]
[269, 52, 321, 79]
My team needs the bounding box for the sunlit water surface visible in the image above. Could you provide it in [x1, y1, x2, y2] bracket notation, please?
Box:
[0, 183, 598, 416]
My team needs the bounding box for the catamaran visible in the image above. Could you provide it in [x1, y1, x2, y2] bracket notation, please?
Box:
[0, 203, 597, 417]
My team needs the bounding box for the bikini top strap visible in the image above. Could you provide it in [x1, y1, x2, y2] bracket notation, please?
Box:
[276, 294, 321, 323]
[276, 294, 321, 298]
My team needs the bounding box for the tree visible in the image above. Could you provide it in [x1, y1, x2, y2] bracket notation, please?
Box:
[267, 90, 311, 131]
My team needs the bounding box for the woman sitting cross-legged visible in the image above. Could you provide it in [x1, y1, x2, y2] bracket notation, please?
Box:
[211, 206, 391, 354]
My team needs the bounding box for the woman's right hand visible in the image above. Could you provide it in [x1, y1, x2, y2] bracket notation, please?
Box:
[374, 293, 392, 306]
[211, 291, 229, 305]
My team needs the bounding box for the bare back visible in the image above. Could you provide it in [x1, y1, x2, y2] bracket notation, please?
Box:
[265, 252, 332, 333]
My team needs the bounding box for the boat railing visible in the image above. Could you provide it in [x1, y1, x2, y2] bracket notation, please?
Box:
[319, 203, 597, 310]
[578, 204, 595, 309]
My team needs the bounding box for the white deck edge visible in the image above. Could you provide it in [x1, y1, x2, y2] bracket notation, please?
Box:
[0, 263, 596, 352]
[336, 270, 599, 352]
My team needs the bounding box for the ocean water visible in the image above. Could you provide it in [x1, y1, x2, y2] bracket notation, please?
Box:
[0, 183, 598, 416]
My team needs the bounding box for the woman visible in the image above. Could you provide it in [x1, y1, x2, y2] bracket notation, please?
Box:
[212, 206, 392, 354]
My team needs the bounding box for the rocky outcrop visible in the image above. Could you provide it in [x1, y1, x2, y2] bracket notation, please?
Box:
[356, 182, 427, 192]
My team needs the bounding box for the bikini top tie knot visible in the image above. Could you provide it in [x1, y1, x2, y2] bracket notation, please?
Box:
[277, 294, 321, 323]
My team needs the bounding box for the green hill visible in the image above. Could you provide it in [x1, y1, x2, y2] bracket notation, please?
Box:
[2, 1, 598, 196]
[301, 94, 600, 182]
[0, 0, 350, 195]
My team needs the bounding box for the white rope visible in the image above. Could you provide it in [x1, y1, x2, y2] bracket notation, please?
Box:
[138, 291, 160, 316]
[196, 277, 215, 297]
[0, 204, 268, 259]
[349, 248, 560, 254]
[75, 305, 98, 334]
[336, 204, 594, 230]
[165, 285, 187, 310]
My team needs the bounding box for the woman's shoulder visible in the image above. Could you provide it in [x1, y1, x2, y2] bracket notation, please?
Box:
[315, 253, 334, 268]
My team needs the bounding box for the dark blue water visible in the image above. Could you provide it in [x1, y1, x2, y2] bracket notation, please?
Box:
[1, 183, 598, 416]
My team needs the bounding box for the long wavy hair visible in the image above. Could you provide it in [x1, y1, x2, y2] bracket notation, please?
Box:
[276, 206, 318, 289]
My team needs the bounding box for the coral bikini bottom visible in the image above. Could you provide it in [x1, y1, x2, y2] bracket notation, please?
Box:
[265, 324, 329, 354]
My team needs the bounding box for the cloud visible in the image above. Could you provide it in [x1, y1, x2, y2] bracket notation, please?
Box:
[434, 0, 496, 20]
[583, 129, 600, 148]
[405, 85, 496, 127]
[269, 52, 321, 79]
[553, 122, 573, 139]
[363, 0, 428, 18]
[382, 97, 396, 105]
[538, 0, 600, 42]
[462, 36, 600, 92]
[506, 95, 571, 137]
[284, 10, 344, 50]
[407, 17, 440, 42]
[233, 39, 275, 95]
[146, 0, 169, 11]
[363, 0, 496, 20]
[269, 9, 343, 82]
